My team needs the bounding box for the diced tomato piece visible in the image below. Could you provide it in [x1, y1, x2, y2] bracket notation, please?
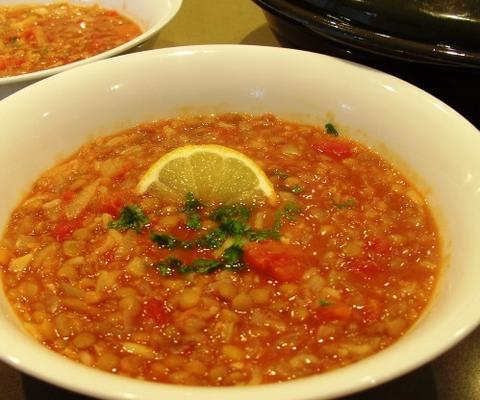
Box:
[0, 58, 6, 70]
[360, 298, 381, 323]
[312, 139, 353, 160]
[316, 302, 352, 321]
[111, 161, 134, 181]
[366, 236, 392, 256]
[61, 190, 76, 202]
[22, 28, 35, 42]
[104, 10, 118, 17]
[52, 217, 84, 241]
[99, 197, 124, 218]
[144, 298, 170, 325]
[2, 56, 23, 68]
[100, 249, 115, 264]
[348, 259, 385, 281]
[243, 241, 308, 282]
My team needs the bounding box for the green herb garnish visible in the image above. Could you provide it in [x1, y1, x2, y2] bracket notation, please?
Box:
[325, 123, 339, 136]
[183, 193, 202, 230]
[150, 233, 180, 249]
[270, 168, 289, 180]
[186, 213, 202, 230]
[180, 258, 222, 274]
[222, 245, 244, 269]
[108, 205, 149, 233]
[151, 201, 302, 276]
[154, 257, 183, 276]
[290, 185, 304, 194]
[196, 228, 227, 249]
[319, 299, 332, 307]
[210, 205, 250, 224]
[245, 228, 280, 242]
[154, 244, 244, 276]
[333, 199, 356, 209]
[274, 202, 301, 230]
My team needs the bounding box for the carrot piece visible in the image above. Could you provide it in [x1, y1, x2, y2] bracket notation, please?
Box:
[243, 240, 308, 282]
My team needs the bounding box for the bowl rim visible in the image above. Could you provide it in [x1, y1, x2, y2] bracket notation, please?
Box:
[253, 0, 480, 68]
[0, 0, 183, 85]
[0, 44, 479, 400]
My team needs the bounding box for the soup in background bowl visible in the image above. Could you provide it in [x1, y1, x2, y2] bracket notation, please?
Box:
[0, 0, 182, 98]
[0, 45, 479, 400]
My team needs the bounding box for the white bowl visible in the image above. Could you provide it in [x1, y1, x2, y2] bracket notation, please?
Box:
[0, 45, 479, 400]
[0, 0, 182, 99]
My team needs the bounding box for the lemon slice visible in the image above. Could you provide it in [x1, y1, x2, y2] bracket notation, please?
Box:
[136, 144, 277, 205]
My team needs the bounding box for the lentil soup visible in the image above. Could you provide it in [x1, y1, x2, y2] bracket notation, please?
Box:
[0, 114, 441, 386]
[0, 3, 142, 77]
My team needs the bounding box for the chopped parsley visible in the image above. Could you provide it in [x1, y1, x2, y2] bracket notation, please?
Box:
[222, 245, 244, 269]
[150, 233, 187, 249]
[183, 193, 202, 230]
[196, 228, 227, 249]
[325, 123, 339, 136]
[210, 204, 250, 225]
[150, 201, 301, 276]
[274, 202, 301, 230]
[180, 258, 222, 274]
[319, 299, 332, 307]
[154, 257, 183, 276]
[333, 198, 356, 209]
[245, 228, 280, 242]
[154, 244, 244, 276]
[108, 205, 149, 233]
[290, 185, 304, 194]
[269, 168, 289, 180]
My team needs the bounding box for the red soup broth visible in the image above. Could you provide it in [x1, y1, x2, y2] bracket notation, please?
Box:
[0, 3, 142, 77]
[0, 113, 441, 386]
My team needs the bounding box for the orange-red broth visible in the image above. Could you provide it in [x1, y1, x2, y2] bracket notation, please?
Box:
[0, 114, 441, 386]
[0, 3, 142, 77]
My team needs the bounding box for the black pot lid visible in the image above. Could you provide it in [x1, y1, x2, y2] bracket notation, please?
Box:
[297, 0, 480, 50]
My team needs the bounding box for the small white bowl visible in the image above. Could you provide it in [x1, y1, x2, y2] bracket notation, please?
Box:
[0, 45, 479, 400]
[0, 0, 182, 99]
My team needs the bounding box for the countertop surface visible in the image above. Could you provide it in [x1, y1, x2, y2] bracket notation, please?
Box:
[1, 0, 479, 399]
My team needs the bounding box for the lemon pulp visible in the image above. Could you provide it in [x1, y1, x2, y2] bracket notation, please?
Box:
[136, 144, 277, 205]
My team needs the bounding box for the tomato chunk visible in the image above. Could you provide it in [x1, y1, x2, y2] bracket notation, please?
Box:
[312, 139, 353, 160]
[348, 259, 386, 282]
[360, 298, 382, 323]
[144, 298, 170, 325]
[61, 190, 76, 202]
[52, 217, 84, 241]
[99, 197, 124, 218]
[243, 241, 308, 282]
[316, 302, 352, 321]
[366, 236, 392, 256]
